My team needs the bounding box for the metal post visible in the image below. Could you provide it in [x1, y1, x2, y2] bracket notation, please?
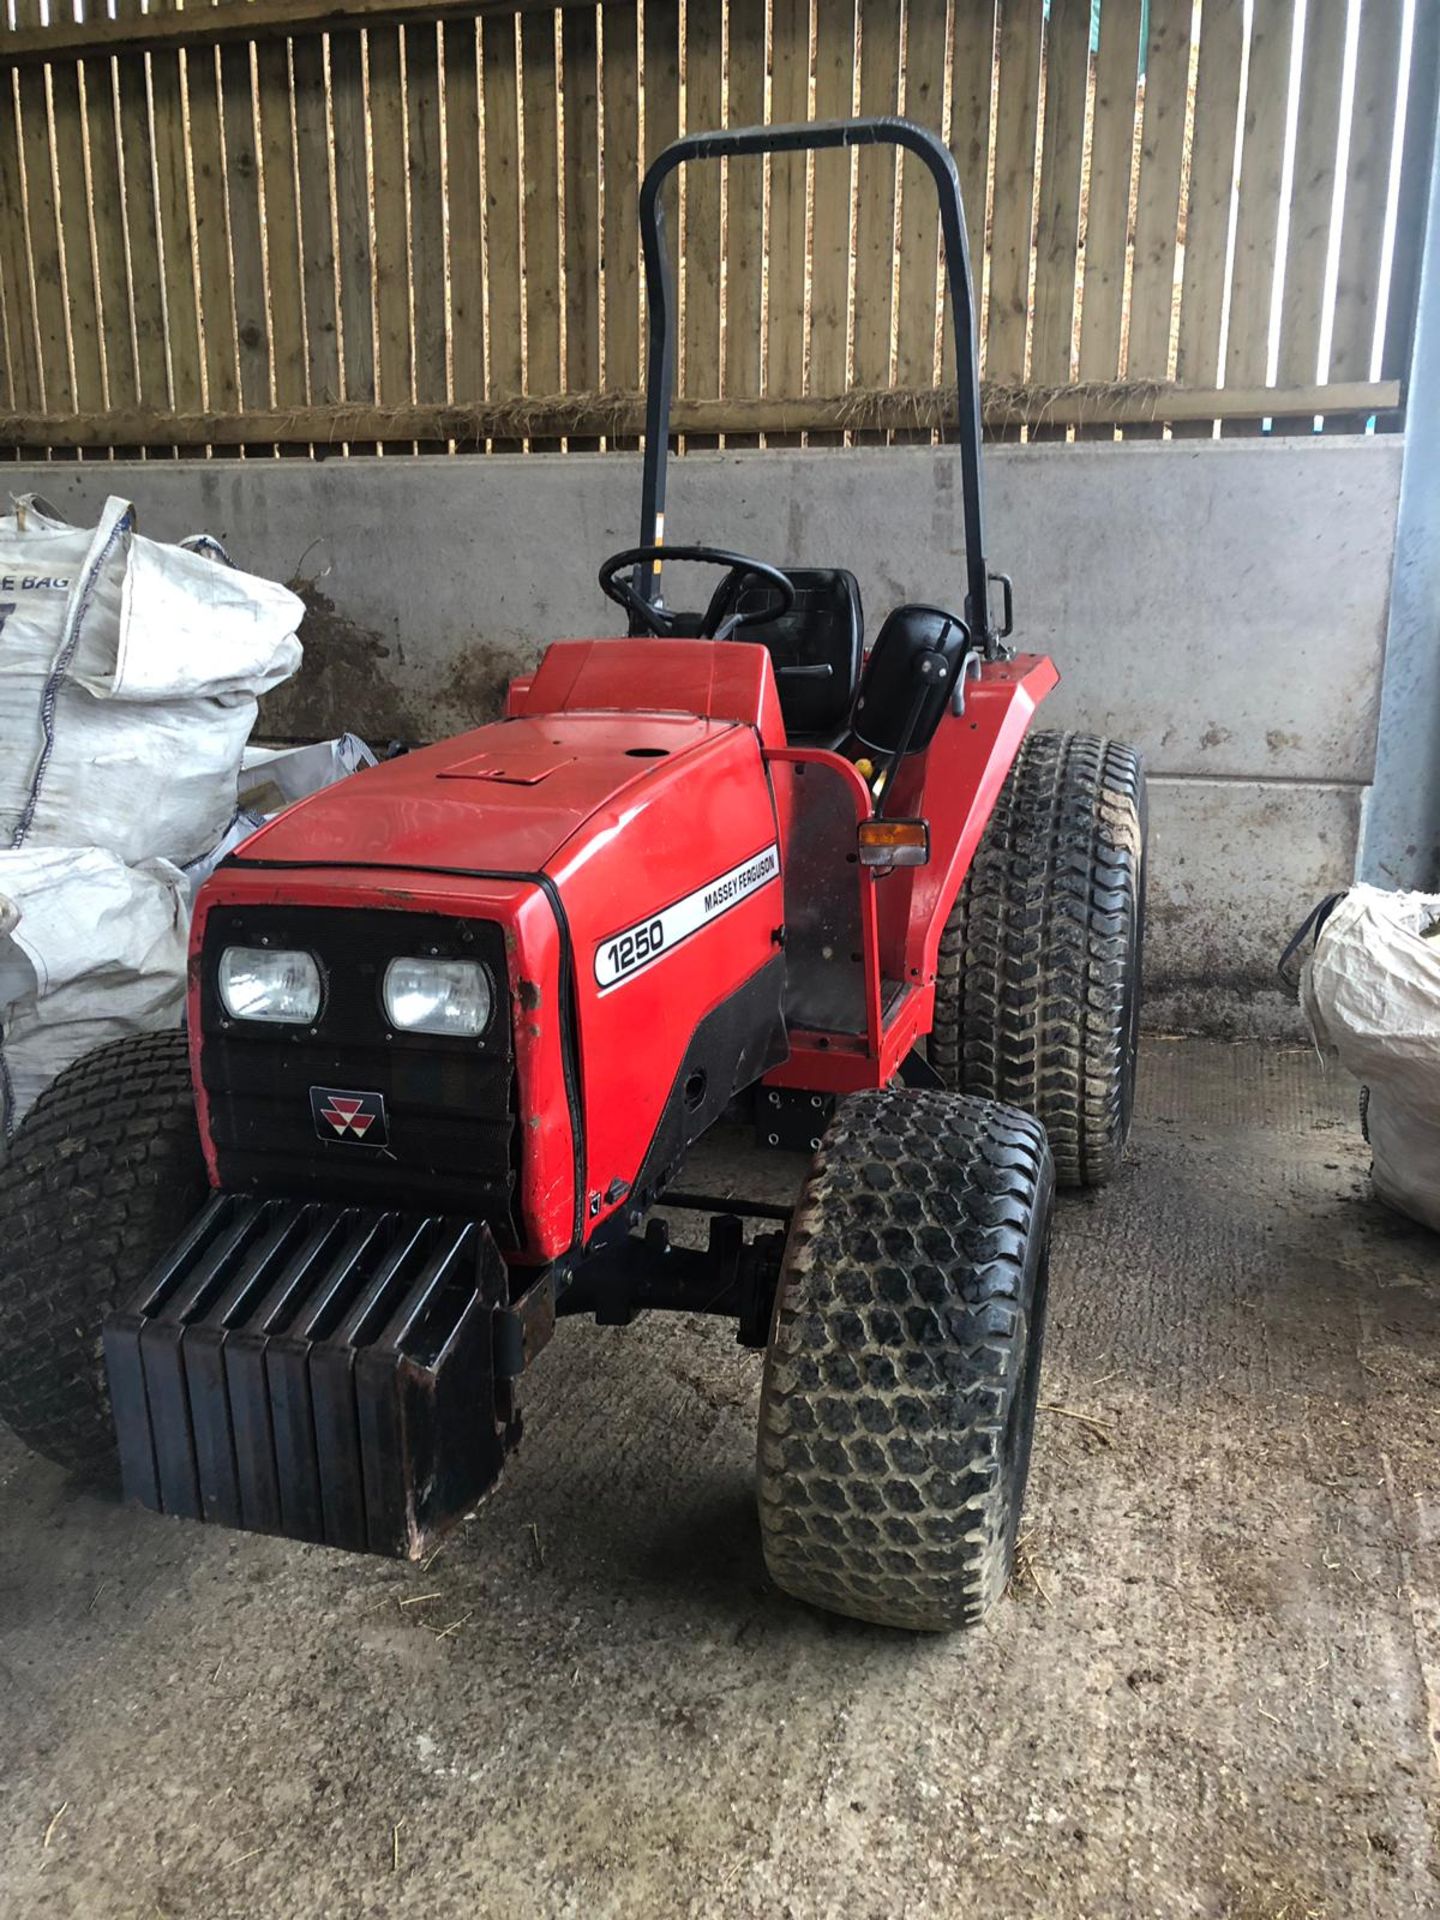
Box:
[1361, 72, 1440, 889]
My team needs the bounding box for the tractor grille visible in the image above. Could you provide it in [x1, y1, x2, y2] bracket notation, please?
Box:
[199, 905, 516, 1227]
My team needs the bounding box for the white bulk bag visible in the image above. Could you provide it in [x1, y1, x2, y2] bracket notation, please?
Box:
[180, 734, 380, 900]
[0, 848, 188, 1139]
[1300, 883, 1440, 1231]
[238, 732, 378, 815]
[0, 494, 303, 866]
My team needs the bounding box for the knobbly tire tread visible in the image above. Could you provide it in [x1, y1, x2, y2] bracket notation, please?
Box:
[933, 730, 1147, 1189]
[0, 1032, 205, 1480]
[756, 1087, 1053, 1631]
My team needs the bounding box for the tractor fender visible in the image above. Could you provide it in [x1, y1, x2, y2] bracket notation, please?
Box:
[874, 654, 1060, 987]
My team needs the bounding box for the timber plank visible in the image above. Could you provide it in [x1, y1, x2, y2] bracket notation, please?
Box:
[257, 36, 308, 410]
[562, 4, 600, 446]
[1029, 0, 1088, 388]
[408, 19, 448, 430]
[446, 18, 485, 405]
[808, 0, 855, 447]
[1077, 0, 1142, 388]
[293, 31, 340, 403]
[14, 0, 73, 413]
[520, 8, 562, 447]
[186, 41, 240, 413]
[482, 7, 522, 451]
[766, 0, 809, 448]
[221, 39, 271, 411]
[722, 0, 765, 446]
[1223, 0, 1297, 433]
[601, 1, 640, 443]
[330, 32, 375, 407]
[682, 0, 722, 446]
[114, 0, 168, 415]
[942, 0, 995, 391]
[986, 0, 1043, 386]
[48, 56, 104, 410]
[1174, 0, 1245, 433]
[3, 379, 1400, 449]
[147, 0, 203, 412]
[369, 22, 414, 411]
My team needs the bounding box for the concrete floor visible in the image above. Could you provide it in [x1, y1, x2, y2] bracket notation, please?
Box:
[1, 1039, 1438, 1918]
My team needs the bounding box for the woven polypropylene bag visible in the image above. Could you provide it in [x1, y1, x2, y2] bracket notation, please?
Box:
[0, 848, 188, 1139]
[1301, 884, 1440, 1231]
[0, 494, 302, 866]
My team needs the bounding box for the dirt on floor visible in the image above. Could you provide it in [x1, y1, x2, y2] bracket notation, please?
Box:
[1, 1039, 1438, 1919]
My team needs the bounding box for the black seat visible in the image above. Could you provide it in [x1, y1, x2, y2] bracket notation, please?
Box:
[705, 567, 864, 743]
[851, 604, 974, 756]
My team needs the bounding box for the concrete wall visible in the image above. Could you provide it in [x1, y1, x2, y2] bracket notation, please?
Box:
[9, 437, 1402, 1032]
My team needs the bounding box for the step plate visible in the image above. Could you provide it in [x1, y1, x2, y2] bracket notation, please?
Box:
[103, 1196, 514, 1559]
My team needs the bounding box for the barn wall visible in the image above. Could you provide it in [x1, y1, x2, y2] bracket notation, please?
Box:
[2, 1, 1425, 453]
[10, 435, 1402, 1033]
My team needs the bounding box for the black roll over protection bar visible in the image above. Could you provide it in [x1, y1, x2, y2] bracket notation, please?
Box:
[634, 116, 1013, 657]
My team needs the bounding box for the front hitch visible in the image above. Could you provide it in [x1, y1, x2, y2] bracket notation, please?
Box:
[557, 1210, 787, 1349]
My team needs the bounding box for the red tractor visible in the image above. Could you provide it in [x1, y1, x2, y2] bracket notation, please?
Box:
[0, 120, 1145, 1632]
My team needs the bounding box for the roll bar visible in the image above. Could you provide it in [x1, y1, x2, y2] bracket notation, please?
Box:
[636, 116, 1001, 652]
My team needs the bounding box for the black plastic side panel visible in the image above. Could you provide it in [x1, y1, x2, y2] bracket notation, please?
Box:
[103, 1197, 514, 1560]
[623, 951, 788, 1218]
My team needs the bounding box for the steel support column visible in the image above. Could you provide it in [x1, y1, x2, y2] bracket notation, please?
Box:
[1363, 65, 1440, 889]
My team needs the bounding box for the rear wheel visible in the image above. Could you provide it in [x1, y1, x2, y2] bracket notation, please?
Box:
[0, 1032, 205, 1480]
[933, 730, 1147, 1188]
[756, 1087, 1053, 1631]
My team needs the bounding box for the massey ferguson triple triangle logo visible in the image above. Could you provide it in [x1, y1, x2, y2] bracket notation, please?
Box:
[310, 1086, 388, 1148]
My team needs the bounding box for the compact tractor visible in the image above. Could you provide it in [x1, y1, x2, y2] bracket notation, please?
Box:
[0, 120, 1145, 1632]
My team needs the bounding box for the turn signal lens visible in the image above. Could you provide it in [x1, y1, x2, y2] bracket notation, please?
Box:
[218, 947, 322, 1024]
[857, 818, 931, 867]
[384, 957, 493, 1037]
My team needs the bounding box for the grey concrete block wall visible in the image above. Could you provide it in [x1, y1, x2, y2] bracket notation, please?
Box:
[7, 437, 1402, 1031]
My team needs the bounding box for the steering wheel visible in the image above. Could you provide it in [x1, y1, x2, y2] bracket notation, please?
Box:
[598, 545, 797, 640]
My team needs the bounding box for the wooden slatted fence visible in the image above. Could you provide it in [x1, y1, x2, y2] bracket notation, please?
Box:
[0, 0, 1427, 456]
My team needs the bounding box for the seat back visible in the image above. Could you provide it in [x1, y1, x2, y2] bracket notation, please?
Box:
[851, 604, 973, 756]
[707, 567, 864, 742]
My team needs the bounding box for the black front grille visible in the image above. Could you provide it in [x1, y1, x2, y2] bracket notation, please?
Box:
[201, 905, 516, 1225]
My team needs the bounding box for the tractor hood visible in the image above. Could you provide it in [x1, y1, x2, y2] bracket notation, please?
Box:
[235, 711, 739, 877]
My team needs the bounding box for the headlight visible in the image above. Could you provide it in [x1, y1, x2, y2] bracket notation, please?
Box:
[218, 946, 322, 1024]
[383, 957, 493, 1037]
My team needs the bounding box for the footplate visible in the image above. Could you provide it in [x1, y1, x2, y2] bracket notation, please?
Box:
[103, 1196, 514, 1559]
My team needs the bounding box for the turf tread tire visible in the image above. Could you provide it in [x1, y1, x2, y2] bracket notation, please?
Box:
[933, 730, 1146, 1189]
[756, 1087, 1053, 1631]
[0, 1033, 205, 1480]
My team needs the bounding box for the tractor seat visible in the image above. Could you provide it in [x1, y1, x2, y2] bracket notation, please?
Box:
[705, 567, 864, 745]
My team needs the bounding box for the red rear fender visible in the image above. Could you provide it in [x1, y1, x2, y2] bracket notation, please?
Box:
[878, 653, 1060, 984]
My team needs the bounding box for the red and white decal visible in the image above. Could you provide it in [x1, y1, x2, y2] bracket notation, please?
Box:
[594, 843, 780, 991]
[310, 1086, 389, 1147]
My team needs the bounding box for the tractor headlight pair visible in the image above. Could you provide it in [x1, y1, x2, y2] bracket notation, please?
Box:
[218, 947, 493, 1037]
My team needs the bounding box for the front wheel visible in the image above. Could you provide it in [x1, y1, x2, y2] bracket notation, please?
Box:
[0, 1032, 206, 1480]
[756, 1087, 1053, 1631]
